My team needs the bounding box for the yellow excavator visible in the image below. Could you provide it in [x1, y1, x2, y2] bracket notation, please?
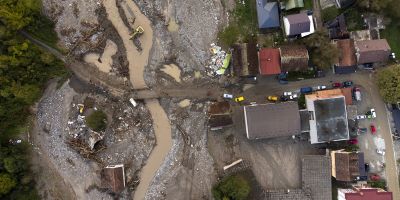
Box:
[129, 26, 144, 40]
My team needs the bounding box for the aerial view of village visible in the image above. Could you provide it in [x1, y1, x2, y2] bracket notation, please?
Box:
[2, 0, 400, 199]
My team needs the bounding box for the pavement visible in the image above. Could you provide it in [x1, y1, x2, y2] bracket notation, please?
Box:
[237, 69, 399, 198]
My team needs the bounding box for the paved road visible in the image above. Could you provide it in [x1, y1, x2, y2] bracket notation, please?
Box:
[240, 71, 400, 198]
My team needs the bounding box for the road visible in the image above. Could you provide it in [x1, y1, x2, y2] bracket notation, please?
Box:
[241, 71, 399, 198]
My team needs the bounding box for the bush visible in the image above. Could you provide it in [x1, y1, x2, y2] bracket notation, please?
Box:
[369, 180, 386, 189]
[322, 6, 339, 22]
[86, 110, 108, 132]
[212, 175, 250, 200]
[218, 25, 240, 47]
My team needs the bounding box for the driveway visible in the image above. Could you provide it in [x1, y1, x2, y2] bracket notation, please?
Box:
[238, 70, 399, 198]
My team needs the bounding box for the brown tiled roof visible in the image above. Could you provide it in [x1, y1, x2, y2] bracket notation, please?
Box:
[355, 39, 391, 64]
[279, 45, 309, 72]
[232, 41, 259, 76]
[333, 151, 362, 181]
[208, 101, 231, 115]
[335, 39, 356, 67]
[340, 87, 353, 105]
[101, 165, 125, 193]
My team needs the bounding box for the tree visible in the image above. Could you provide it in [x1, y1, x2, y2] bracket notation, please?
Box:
[212, 175, 250, 200]
[0, 173, 16, 196]
[86, 110, 108, 132]
[0, 0, 41, 30]
[303, 31, 339, 69]
[377, 65, 400, 103]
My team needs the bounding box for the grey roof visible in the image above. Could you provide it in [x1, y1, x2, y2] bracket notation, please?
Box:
[286, 13, 310, 35]
[265, 189, 312, 200]
[314, 97, 349, 142]
[392, 109, 400, 132]
[300, 110, 310, 132]
[302, 155, 332, 200]
[256, 0, 280, 29]
[244, 102, 301, 139]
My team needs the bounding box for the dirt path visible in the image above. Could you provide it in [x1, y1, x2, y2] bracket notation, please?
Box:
[103, 0, 153, 89]
[133, 99, 172, 200]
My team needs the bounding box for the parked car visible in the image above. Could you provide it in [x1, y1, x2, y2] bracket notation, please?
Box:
[300, 87, 313, 94]
[365, 163, 370, 172]
[280, 95, 289, 102]
[129, 98, 138, 107]
[235, 96, 245, 102]
[356, 115, 366, 120]
[370, 124, 376, 134]
[363, 63, 375, 70]
[223, 93, 233, 99]
[353, 87, 361, 101]
[370, 174, 381, 181]
[343, 81, 353, 87]
[371, 108, 377, 118]
[279, 79, 288, 84]
[332, 82, 342, 88]
[358, 128, 368, 134]
[283, 92, 293, 96]
[267, 95, 278, 102]
[348, 138, 358, 144]
[376, 149, 385, 156]
[289, 94, 298, 100]
[316, 85, 327, 90]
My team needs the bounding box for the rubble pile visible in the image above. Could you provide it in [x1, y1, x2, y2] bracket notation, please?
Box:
[206, 43, 229, 76]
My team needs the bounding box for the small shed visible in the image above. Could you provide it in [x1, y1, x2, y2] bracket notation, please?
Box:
[101, 164, 126, 193]
[259, 48, 281, 75]
[232, 42, 259, 77]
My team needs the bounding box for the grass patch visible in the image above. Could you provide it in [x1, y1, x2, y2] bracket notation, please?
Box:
[212, 174, 250, 200]
[304, 0, 313, 10]
[218, 0, 258, 47]
[86, 110, 108, 132]
[381, 23, 400, 56]
[322, 6, 339, 22]
[344, 8, 364, 31]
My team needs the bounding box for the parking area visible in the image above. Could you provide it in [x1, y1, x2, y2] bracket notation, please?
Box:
[224, 69, 399, 196]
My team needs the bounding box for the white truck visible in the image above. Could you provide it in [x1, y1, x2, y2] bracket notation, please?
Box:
[354, 87, 361, 101]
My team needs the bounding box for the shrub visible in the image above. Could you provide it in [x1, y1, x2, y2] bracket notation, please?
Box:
[86, 110, 107, 132]
[212, 175, 250, 200]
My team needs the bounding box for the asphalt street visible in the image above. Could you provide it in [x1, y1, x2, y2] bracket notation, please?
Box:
[239, 69, 400, 199]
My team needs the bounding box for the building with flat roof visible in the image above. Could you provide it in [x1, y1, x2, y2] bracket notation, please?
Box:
[244, 102, 301, 140]
[338, 186, 392, 200]
[306, 89, 350, 144]
[208, 101, 233, 130]
[331, 150, 366, 182]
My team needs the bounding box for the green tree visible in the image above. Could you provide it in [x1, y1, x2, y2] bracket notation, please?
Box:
[212, 175, 250, 200]
[0, 0, 41, 30]
[377, 65, 400, 103]
[86, 110, 108, 132]
[0, 173, 16, 196]
[303, 31, 339, 69]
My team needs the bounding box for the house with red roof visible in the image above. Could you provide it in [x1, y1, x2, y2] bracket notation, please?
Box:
[258, 48, 281, 75]
[338, 187, 392, 200]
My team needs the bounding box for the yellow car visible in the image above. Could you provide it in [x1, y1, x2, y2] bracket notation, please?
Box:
[267, 95, 278, 102]
[234, 96, 245, 102]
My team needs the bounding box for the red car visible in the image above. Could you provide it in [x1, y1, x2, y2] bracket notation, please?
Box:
[348, 138, 358, 144]
[370, 124, 376, 134]
[332, 82, 342, 88]
[370, 174, 381, 181]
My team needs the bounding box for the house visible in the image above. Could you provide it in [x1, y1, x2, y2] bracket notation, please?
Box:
[333, 39, 357, 74]
[208, 101, 233, 130]
[338, 186, 392, 200]
[243, 102, 301, 140]
[265, 155, 332, 200]
[101, 164, 126, 193]
[331, 150, 366, 182]
[355, 39, 391, 64]
[279, 45, 309, 72]
[232, 42, 259, 77]
[340, 87, 353, 105]
[335, 0, 355, 8]
[285, 0, 304, 10]
[306, 89, 350, 144]
[259, 48, 281, 75]
[283, 13, 315, 37]
[326, 14, 349, 39]
[256, 0, 280, 29]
